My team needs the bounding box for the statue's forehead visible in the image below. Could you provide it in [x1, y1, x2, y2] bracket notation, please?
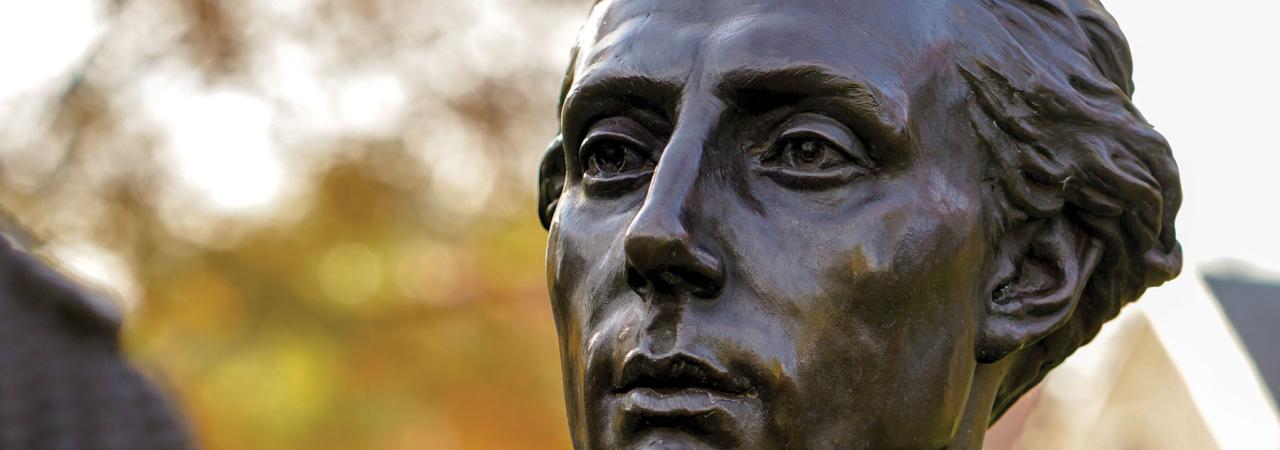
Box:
[574, 0, 953, 89]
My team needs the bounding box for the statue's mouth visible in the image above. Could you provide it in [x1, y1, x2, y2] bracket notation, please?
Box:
[611, 351, 763, 447]
[615, 351, 754, 397]
[620, 386, 744, 410]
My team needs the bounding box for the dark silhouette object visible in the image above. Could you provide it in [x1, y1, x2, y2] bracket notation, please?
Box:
[537, 0, 1182, 448]
[1204, 270, 1280, 408]
[0, 237, 191, 450]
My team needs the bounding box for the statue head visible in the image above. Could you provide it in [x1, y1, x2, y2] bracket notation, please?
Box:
[536, 0, 1182, 448]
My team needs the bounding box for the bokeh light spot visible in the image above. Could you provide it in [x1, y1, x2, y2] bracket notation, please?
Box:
[143, 77, 284, 214]
[318, 242, 384, 306]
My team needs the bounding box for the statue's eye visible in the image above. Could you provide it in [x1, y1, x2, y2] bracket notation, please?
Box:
[582, 137, 649, 177]
[756, 114, 874, 189]
[762, 137, 852, 171]
[577, 117, 658, 195]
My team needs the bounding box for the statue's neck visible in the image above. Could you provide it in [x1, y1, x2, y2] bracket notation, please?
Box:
[944, 360, 1011, 450]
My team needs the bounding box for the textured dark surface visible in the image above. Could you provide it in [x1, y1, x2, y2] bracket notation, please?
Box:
[0, 237, 191, 450]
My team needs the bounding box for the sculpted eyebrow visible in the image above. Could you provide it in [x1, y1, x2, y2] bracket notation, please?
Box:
[560, 72, 680, 145]
[562, 74, 681, 130]
[717, 66, 907, 147]
[718, 66, 879, 110]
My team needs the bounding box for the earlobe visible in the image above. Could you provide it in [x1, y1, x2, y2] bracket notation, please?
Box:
[538, 135, 566, 229]
[977, 216, 1103, 363]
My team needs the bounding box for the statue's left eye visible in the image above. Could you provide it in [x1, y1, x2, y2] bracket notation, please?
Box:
[762, 137, 853, 171]
[755, 114, 875, 189]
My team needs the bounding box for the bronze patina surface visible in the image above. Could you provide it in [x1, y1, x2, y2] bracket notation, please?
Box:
[537, 0, 1182, 448]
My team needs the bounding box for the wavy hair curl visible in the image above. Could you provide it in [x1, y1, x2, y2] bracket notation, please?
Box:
[956, 0, 1182, 419]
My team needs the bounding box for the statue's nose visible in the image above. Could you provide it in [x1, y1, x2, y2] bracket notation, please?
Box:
[623, 207, 725, 299]
[622, 120, 725, 299]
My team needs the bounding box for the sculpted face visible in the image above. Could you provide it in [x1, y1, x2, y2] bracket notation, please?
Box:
[545, 0, 994, 448]
[540, 0, 1184, 447]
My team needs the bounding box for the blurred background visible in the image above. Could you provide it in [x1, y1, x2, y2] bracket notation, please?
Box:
[0, 1, 1276, 449]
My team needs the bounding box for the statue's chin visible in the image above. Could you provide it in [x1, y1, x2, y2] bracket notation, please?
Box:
[624, 428, 723, 450]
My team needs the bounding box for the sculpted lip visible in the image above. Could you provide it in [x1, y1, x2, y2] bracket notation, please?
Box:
[615, 351, 755, 398]
[612, 351, 763, 447]
[620, 387, 745, 418]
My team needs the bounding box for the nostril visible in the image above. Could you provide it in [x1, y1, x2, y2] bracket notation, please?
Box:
[622, 233, 726, 299]
[622, 202, 725, 299]
[671, 266, 723, 299]
[626, 264, 649, 295]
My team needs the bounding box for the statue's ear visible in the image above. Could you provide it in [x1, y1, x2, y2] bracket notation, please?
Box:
[537, 135, 566, 229]
[977, 216, 1103, 363]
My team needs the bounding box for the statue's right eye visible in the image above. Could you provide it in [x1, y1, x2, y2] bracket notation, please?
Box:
[582, 137, 649, 178]
[578, 117, 657, 194]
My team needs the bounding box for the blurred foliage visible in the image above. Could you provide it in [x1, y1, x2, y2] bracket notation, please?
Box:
[0, 0, 590, 448]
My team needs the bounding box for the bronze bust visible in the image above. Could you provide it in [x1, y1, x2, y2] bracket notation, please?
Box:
[536, 0, 1182, 448]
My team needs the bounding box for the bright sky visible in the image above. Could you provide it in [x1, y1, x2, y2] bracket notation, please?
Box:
[0, 0, 1277, 446]
[0, 2, 103, 103]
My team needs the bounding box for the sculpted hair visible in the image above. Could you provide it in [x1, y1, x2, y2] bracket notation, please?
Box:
[956, 0, 1182, 418]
